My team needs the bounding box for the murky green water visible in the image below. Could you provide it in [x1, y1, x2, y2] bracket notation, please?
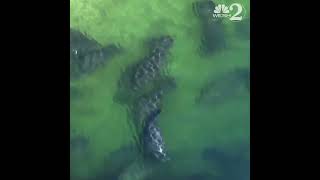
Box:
[70, 0, 250, 179]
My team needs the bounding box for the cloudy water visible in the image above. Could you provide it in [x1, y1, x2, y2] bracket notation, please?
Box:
[70, 0, 250, 179]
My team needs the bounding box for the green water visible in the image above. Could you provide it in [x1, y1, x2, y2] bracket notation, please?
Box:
[70, 0, 250, 179]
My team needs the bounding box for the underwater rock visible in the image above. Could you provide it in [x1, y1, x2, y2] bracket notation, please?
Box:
[196, 68, 250, 105]
[193, 0, 226, 55]
[70, 28, 122, 80]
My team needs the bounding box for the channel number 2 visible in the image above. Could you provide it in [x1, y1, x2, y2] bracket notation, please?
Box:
[229, 3, 243, 21]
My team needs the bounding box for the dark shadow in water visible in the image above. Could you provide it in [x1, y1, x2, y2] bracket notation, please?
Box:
[201, 143, 250, 180]
[145, 173, 216, 180]
[192, 0, 227, 56]
[195, 67, 250, 106]
[89, 144, 141, 180]
[70, 28, 123, 81]
[185, 172, 216, 180]
[70, 135, 89, 155]
[70, 134, 91, 172]
[70, 85, 84, 101]
[235, 18, 250, 40]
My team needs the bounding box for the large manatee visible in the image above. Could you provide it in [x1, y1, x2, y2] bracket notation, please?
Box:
[115, 36, 174, 105]
[70, 28, 122, 80]
[193, 0, 226, 55]
[142, 109, 169, 162]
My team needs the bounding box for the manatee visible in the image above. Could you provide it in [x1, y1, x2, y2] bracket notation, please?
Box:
[130, 36, 174, 91]
[200, 20, 226, 54]
[128, 78, 175, 162]
[91, 145, 141, 180]
[131, 77, 176, 126]
[201, 146, 250, 180]
[114, 36, 174, 105]
[118, 160, 154, 180]
[196, 68, 250, 105]
[193, 1, 226, 55]
[122, 78, 175, 163]
[114, 36, 175, 164]
[70, 28, 100, 52]
[192, 0, 216, 19]
[70, 28, 122, 80]
[142, 109, 169, 162]
[92, 145, 159, 180]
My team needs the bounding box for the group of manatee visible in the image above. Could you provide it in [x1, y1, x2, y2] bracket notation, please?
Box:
[70, 0, 250, 179]
[114, 35, 176, 163]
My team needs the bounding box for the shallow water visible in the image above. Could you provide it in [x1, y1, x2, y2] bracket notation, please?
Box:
[70, 0, 250, 179]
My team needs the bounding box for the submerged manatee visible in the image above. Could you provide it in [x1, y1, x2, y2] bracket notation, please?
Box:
[96, 143, 166, 180]
[196, 68, 250, 105]
[92, 145, 141, 180]
[118, 160, 154, 180]
[193, 0, 226, 55]
[70, 28, 122, 80]
[131, 77, 176, 126]
[193, 0, 215, 19]
[202, 145, 250, 180]
[131, 36, 174, 91]
[70, 135, 89, 155]
[235, 18, 250, 40]
[142, 109, 169, 162]
[115, 36, 174, 105]
[120, 36, 174, 91]
[114, 36, 175, 164]
[70, 28, 100, 52]
[200, 20, 226, 54]
[130, 78, 175, 162]
[126, 78, 175, 163]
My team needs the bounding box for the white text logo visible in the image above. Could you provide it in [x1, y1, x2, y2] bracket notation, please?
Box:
[212, 3, 245, 21]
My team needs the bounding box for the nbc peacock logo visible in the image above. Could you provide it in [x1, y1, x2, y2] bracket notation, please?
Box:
[214, 4, 230, 14]
[212, 2, 246, 22]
